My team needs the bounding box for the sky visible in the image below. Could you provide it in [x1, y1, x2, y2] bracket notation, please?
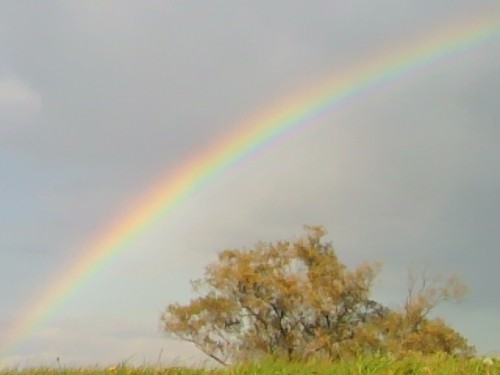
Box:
[0, 0, 499, 368]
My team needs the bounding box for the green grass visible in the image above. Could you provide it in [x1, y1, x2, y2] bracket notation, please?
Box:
[1, 354, 498, 375]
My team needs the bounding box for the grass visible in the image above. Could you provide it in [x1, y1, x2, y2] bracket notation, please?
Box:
[1, 354, 498, 375]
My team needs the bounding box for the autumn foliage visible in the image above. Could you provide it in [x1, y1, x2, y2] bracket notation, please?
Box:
[160, 226, 473, 365]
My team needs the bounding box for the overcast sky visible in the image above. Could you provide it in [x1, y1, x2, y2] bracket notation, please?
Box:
[1, 1, 499, 368]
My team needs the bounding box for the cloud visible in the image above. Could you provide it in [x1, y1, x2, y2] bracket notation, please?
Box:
[0, 0, 498, 365]
[0, 76, 41, 122]
[0, 318, 207, 369]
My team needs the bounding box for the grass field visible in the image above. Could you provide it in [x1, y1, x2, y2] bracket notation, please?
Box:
[1, 354, 498, 375]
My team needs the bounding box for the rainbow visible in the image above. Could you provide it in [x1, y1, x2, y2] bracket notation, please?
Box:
[2, 14, 499, 361]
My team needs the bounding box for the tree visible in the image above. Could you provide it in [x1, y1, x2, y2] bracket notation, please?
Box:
[374, 268, 473, 357]
[160, 226, 473, 365]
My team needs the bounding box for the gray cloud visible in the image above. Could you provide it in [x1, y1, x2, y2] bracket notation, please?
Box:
[0, 0, 499, 365]
[0, 76, 41, 122]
